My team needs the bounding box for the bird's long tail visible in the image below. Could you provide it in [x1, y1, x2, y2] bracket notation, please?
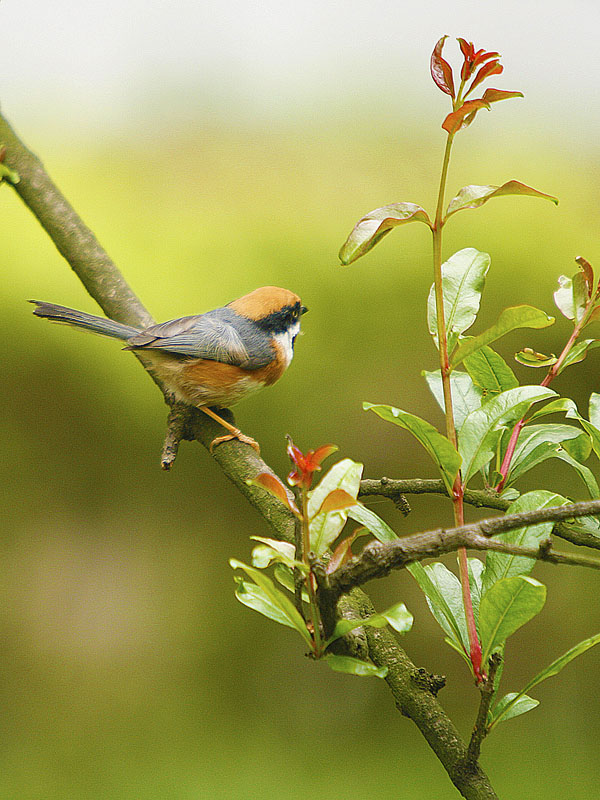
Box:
[30, 301, 141, 340]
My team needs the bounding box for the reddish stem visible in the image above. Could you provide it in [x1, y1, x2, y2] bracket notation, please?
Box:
[432, 125, 482, 682]
[495, 293, 596, 493]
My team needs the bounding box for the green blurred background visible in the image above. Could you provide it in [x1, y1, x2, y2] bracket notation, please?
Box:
[2, 2, 600, 798]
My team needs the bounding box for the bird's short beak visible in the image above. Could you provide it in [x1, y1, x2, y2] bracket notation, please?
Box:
[301, 305, 308, 315]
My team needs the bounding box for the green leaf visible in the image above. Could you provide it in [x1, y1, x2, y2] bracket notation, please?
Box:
[308, 459, 363, 557]
[488, 632, 600, 730]
[273, 563, 310, 602]
[489, 693, 539, 726]
[451, 306, 555, 368]
[521, 631, 600, 690]
[364, 403, 461, 493]
[458, 386, 557, 484]
[468, 558, 485, 632]
[381, 601, 414, 633]
[463, 345, 519, 399]
[423, 370, 483, 431]
[554, 450, 600, 498]
[504, 424, 590, 487]
[554, 273, 588, 322]
[326, 602, 413, 647]
[230, 559, 312, 645]
[250, 537, 304, 571]
[562, 427, 592, 462]
[408, 562, 468, 652]
[527, 397, 577, 421]
[324, 654, 388, 678]
[326, 615, 389, 646]
[566, 402, 600, 463]
[482, 491, 569, 594]
[446, 180, 558, 219]
[427, 248, 491, 346]
[234, 578, 301, 630]
[250, 536, 296, 562]
[558, 339, 600, 373]
[479, 575, 546, 666]
[590, 393, 600, 429]
[339, 203, 432, 265]
[348, 504, 398, 543]
[514, 348, 557, 368]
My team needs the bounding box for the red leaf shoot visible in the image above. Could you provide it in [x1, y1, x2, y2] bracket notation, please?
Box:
[431, 36, 455, 98]
[442, 99, 490, 134]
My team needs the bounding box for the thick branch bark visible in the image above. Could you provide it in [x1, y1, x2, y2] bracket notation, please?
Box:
[329, 499, 600, 598]
[3, 108, 499, 798]
[360, 477, 600, 550]
[351, 590, 498, 800]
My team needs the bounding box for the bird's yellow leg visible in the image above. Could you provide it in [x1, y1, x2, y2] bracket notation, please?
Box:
[200, 406, 260, 453]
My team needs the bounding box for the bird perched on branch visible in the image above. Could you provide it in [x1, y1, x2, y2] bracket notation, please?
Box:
[30, 286, 307, 453]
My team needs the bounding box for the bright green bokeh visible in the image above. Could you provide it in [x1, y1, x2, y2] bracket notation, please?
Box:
[3, 111, 600, 798]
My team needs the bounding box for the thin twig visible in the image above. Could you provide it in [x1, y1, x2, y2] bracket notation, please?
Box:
[161, 402, 193, 470]
[359, 477, 508, 510]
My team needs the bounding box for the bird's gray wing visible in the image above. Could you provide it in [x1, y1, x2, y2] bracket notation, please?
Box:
[125, 310, 272, 368]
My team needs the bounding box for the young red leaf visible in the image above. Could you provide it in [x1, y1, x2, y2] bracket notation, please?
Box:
[460, 109, 480, 129]
[458, 38, 475, 80]
[480, 87, 524, 104]
[250, 472, 299, 514]
[466, 59, 503, 96]
[326, 528, 367, 574]
[431, 36, 455, 98]
[286, 438, 338, 489]
[315, 488, 359, 517]
[310, 444, 339, 466]
[442, 99, 490, 134]
[472, 50, 500, 68]
[457, 38, 474, 60]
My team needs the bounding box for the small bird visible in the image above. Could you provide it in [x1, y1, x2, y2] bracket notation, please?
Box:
[30, 286, 307, 452]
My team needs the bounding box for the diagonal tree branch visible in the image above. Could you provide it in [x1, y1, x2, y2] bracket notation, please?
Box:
[3, 107, 499, 799]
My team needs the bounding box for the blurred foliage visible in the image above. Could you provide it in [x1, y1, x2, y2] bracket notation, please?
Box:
[2, 111, 600, 798]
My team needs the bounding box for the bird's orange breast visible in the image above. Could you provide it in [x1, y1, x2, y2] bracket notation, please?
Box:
[147, 347, 288, 408]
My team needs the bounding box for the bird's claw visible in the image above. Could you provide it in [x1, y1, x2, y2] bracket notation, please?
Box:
[209, 431, 261, 454]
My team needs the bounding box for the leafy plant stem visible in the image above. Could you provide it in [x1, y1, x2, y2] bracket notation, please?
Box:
[467, 653, 502, 763]
[496, 291, 598, 492]
[300, 487, 323, 656]
[432, 130, 482, 681]
[540, 298, 595, 385]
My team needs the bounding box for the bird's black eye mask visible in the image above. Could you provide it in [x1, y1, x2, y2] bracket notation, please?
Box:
[257, 301, 307, 334]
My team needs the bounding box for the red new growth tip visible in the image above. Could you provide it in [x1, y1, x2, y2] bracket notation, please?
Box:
[286, 438, 338, 490]
[466, 59, 503, 97]
[434, 37, 522, 134]
[457, 38, 500, 83]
